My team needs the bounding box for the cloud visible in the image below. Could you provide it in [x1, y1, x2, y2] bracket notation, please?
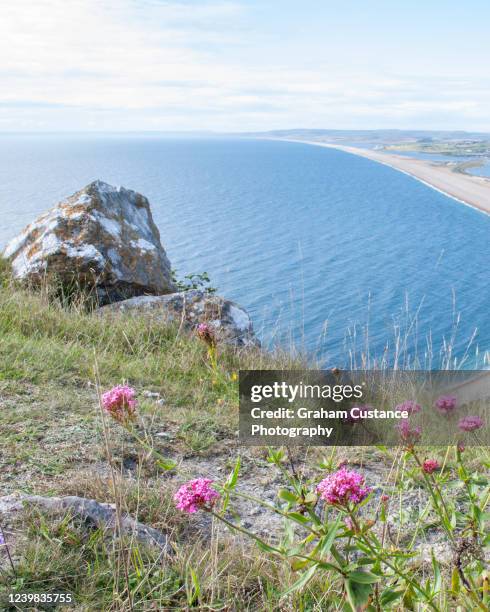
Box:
[0, 1, 489, 131]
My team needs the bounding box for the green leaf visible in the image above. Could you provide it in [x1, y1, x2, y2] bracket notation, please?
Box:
[290, 558, 310, 571]
[267, 447, 284, 464]
[451, 567, 460, 595]
[281, 563, 318, 597]
[345, 577, 373, 611]
[279, 489, 298, 503]
[303, 492, 317, 504]
[348, 570, 380, 584]
[156, 458, 177, 470]
[380, 588, 404, 606]
[256, 539, 281, 554]
[286, 511, 310, 524]
[431, 551, 442, 595]
[225, 456, 241, 490]
[319, 516, 341, 557]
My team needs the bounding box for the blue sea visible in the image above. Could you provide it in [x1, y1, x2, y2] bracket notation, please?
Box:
[0, 135, 488, 368]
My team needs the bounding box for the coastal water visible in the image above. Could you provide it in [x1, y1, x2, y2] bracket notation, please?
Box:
[0, 135, 488, 368]
[467, 159, 490, 178]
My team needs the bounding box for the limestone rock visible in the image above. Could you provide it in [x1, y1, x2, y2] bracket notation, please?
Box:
[98, 290, 259, 347]
[3, 180, 176, 304]
[0, 494, 170, 552]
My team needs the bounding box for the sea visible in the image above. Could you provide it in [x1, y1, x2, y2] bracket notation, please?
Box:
[0, 135, 488, 369]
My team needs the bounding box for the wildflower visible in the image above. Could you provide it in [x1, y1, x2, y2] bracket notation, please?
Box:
[380, 494, 389, 504]
[434, 395, 457, 415]
[344, 411, 358, 426]
[174, 478, 220, 514]
[101, 385, 137, 423]
[396, 418, 422, 445]
[345, 405, 371, 424]
[316, 468, 371, 507]
[396, 400, 421, 416]
[458, 415, 484, 432]
[457, 441, 465, 453]
[196, 322, 216, 347]
[422, 459, 440, 474]
[0, 532, 5, 546]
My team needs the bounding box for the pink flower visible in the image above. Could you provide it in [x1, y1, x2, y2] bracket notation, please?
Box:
[457, 441, 465, 453]
[174, 478, 220, 513]
[458, 415, 484, 432]
[196, 322, 216, 347]
[380, 494, 389, 504]
[396, 418, 422, 445]
[396, 400, 421, 416]
[316, 468, 371, 507]
[101, 385, 137, 423]
[422, 459, 440, 474]
[434, 395, 457, 415]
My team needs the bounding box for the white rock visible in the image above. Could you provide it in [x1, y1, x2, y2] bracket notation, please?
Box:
[3, 180, 176, 304]
[98, 290, 260, 347]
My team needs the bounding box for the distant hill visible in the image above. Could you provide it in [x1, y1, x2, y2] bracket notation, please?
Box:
[240, 128, 490, 143]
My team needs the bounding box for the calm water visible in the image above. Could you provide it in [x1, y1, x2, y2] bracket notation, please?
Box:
[0, 135, 488, 367]
[467, 159, 490, 178]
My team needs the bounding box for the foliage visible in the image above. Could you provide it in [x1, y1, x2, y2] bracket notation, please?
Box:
[171, 269, 217, 294]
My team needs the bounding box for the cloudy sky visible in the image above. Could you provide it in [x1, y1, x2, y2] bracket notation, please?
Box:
[1, 0, 489, 132]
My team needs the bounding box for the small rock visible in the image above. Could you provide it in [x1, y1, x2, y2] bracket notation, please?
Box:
[99, 290, 259, 347]
[0, 494, 171, 553]
[143, 391, 161, 399]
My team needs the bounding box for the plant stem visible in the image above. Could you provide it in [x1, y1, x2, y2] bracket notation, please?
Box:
[349, 513, 440, 611]
[0, 521, 16, 576]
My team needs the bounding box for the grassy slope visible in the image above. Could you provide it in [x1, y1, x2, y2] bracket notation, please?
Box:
[0, 273, 321, 610]
[0, 268, 487, 610]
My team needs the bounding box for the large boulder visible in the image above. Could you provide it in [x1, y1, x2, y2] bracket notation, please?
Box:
[98, 290, 259, 347]
[2, 180, 176, 304]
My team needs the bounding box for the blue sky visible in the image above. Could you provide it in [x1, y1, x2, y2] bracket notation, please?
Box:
[1, 0, 490, 132]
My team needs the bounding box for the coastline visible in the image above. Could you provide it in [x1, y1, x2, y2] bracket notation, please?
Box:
[273, 139, 490, 216]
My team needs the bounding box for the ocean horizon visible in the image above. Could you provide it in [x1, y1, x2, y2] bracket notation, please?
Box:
[1, 135, 488, 368]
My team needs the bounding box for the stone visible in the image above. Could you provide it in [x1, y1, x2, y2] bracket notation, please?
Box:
[98, 289, 259, 347]
[2, 180, 175, 304]
[0, 494, 171, 553]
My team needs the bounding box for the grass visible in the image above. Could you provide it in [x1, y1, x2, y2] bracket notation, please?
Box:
[0, 267, 488, 611]
[0, 271, 312, 610]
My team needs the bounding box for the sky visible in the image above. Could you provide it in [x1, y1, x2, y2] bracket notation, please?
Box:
[1, 0, 490, 133]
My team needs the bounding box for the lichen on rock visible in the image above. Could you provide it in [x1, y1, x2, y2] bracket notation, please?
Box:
[98, 290, 259, 347]
[3, 180, 176, 304]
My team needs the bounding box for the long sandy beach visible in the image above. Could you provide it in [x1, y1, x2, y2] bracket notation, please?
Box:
[279, 139, 490, 215]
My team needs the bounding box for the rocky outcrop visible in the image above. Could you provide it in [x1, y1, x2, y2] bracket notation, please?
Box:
[2, 181, 176, 304]
[98, 290, 259, 347]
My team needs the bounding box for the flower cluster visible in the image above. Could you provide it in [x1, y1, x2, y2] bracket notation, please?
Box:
[434, 395, 457, 415]
[458, 415, 484, 432]
[396, 418, 422, 445]
[196, 322, 216, 347]
[316, 468, 371, 507]
[396, 400, 421, 416]
[422, 459, 440, 474]
[174, 478, 220, 513]
[101, 385, 137, 423]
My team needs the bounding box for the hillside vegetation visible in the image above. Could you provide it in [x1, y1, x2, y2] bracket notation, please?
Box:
[0, 263, 488, 611]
